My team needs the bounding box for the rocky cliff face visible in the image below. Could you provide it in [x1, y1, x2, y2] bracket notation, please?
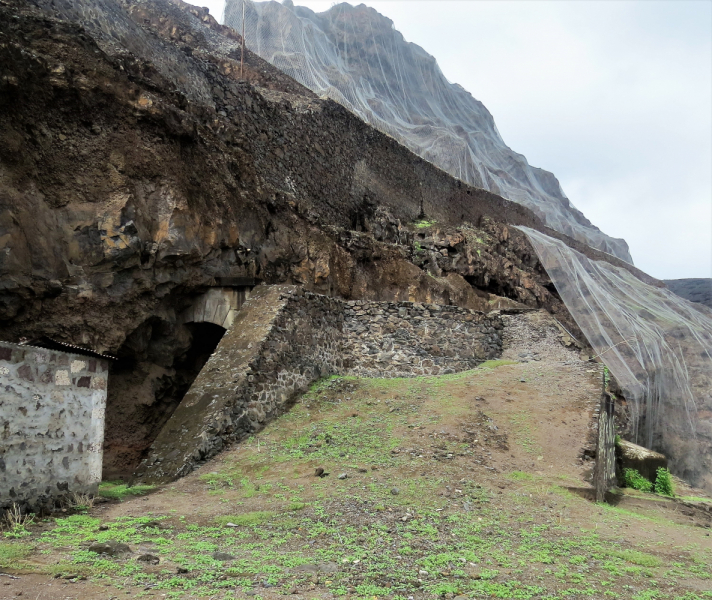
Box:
[224, 0, 633, 263]
[665, 279, 712, 310]
[0, 0, 656, 477]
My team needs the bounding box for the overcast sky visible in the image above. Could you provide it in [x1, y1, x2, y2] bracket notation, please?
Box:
[190, 0, 711, 280]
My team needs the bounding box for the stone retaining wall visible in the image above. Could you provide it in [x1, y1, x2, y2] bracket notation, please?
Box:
[135, 286, 502, 483]
[345, 301, 502, 377]
[0, 342, 109, 512]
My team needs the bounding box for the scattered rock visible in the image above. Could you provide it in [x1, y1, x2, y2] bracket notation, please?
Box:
[391, 487, 400, 495]
[293, 564, 319, 574]
[98, 525, 109, 531]
[176, 567, 189, 574]
[338, 473, 348, 480]
[314, 467, 324, 477]
[137, 554, 160, 565]
[211, 552, 235, 561]
[293, 562, 338, 574]
[617, 439, 667, 482]
[88, 540, 131, 556]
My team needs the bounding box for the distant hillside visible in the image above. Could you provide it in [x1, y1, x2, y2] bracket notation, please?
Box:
[664, 279, 712, 309]
[225, 0, 633, 263]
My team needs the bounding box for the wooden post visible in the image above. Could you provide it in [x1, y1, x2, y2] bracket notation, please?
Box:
[241, 0, 246, 79]
[594, 369, 616, 502]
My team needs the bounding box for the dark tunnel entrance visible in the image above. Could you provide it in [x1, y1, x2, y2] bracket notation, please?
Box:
[103, 320, 226, 480]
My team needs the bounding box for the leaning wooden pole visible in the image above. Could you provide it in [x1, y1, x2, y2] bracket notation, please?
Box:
[594, 368, 617, 502]
[241, 0, 246, 78]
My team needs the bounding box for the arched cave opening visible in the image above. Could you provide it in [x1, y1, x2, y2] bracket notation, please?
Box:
[102, 319, 226, 480]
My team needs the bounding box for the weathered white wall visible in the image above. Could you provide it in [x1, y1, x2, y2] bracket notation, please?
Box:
[0, 341, 108, 512]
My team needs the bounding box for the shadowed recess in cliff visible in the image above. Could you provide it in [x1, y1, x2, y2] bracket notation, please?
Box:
[224, 0, 632, 263]
[519, 226, 712, 493]
[103, 320, 226, 480]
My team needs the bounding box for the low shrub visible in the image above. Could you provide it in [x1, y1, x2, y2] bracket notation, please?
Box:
[653, 467, 675, 497]
[622, 468, 652, 492]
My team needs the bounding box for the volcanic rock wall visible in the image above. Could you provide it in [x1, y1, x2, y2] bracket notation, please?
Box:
[0, 0, 666, 483]
[0, 0, 657, 353]
[0, 341, 108, 512]
[135, 285, 504, 483]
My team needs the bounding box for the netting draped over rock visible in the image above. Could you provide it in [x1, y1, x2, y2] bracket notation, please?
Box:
[224, 0, 632, 263]
[519, 226, 712, 491]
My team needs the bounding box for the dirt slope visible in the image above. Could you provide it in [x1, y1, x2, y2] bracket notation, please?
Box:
[2, 312, 711, 599]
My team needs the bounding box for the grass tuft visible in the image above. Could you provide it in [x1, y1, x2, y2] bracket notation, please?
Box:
[97, 481, 156, 500]
[214, 511, 275, 527]
[0, 541, 32, 568]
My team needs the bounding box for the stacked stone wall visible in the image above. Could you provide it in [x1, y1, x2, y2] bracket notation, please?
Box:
[0, 342, 109, 512]
[136, 286, 503, 483]
[344, 300, 502, 377]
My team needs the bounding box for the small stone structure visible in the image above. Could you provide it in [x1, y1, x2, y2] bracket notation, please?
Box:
[180, 287, 252, 329]
[135, 285, 503, 483]
[0, 341, 109, 513]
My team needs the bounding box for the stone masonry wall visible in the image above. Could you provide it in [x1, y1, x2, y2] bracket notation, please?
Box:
[0, 341, 109, 512]
[135, 286, 503, 483]
[344, 301, 502, 378]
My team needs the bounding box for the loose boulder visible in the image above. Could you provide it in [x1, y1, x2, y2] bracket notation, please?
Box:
[88, 540, 131, 556]
[617, 439, 667, 482]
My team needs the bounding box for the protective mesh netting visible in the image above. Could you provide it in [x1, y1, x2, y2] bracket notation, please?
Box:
[520, 227, 712, 491]
[26, 0, 224, 106]
[224, 0, 633, 263]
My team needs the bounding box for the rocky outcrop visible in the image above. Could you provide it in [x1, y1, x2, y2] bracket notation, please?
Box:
[225, 0, 633, 262]
[617, 439, 668, 483]
[0, 0, 661, 478]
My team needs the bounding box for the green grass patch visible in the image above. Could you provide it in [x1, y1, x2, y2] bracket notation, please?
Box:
[0, 541, 32, 568]
[623, 468, 653, 493]
[98, 481, 156, 500]
[508, 471, 535, 481]
[413, 219, 437, 229]
[654, 467, 675, 497]
[607, 549, 662, 568]
[478, 359, 518, 369]
[214, 511, 275, 527]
